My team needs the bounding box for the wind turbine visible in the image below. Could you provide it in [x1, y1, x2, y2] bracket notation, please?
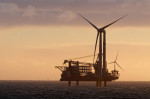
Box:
[108, 51, 124, 71]
[75, 12, 126, 78]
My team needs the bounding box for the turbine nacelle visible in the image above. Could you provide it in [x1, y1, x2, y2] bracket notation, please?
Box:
[98, 29, 105, 33]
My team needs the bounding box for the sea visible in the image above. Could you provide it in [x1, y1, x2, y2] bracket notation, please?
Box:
[0, 81, 150, 99]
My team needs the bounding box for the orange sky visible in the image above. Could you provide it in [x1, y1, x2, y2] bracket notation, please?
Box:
[0, 0, 150, 81]
[1, 26, 150, 81]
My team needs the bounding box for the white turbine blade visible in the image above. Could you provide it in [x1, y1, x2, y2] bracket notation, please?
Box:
[108, 62, 115, 64]
[116, 62, 124, 71]
[115, 51, 119, 61]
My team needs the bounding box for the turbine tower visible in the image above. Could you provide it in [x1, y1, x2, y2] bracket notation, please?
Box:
[76, 12, 126, 86]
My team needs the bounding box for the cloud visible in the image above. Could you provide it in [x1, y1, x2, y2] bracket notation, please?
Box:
[0, 3, 20, 14]
[58, 10, 77, 21]
[23, 5, 37, 17]
[0, 0, 150, 27]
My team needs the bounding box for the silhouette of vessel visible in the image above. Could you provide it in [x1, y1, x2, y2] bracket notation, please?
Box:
[56, 12, 126, 87]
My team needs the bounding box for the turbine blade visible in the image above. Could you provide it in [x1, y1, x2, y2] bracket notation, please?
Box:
[115, 51, 119, 61]
[108, 62, 115, 64]
[116, 62, 124, 71]
[75, 12, 99, 30]
[93, 32, 99, 63]
[101, 14, 127, 30]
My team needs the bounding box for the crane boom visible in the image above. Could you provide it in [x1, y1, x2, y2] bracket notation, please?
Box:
[63, 60, 93, 66]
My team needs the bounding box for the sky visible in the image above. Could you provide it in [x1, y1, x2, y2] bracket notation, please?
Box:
[0, 0, 150, 81]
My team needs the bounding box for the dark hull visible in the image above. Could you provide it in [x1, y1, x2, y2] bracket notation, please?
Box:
[60, 76, 119, 81]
